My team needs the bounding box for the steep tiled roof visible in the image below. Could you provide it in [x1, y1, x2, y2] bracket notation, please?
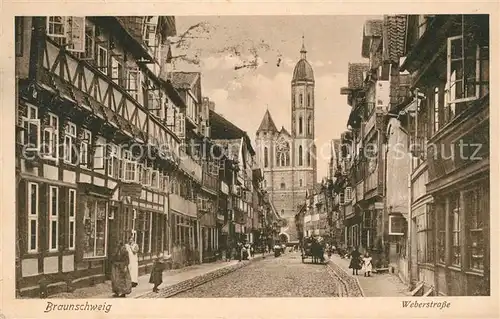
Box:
[171, 72, 199, 90]
[384, 15, 408, 63]
[347, 63, 369, 90]
[362, 19, 383, 58]
[257, 109, 278, 133]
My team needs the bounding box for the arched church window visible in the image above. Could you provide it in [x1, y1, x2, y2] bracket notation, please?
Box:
[276, 138, 290, 168]
[307, 116, 311, 135]
[307, 93, 311, 107]
[307, 150, 311, 166]
[299, 117, 303, 134]
[298, 146, 303, 166]
[280, 178, 285, 189]
[299, 179, 303, 187]
[299, 94, 303, 107]
[264, 147, 269, 168]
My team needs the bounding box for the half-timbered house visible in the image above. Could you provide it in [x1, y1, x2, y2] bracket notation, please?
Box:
[15, 16, 185, 297]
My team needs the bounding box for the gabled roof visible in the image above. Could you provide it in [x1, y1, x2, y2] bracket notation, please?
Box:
[171, 72, 200, 90]
[343, 63, 369, 91]
[279, 126, 291, 137]
[257, 109, 278, 133]
[210, 110, 255, 156]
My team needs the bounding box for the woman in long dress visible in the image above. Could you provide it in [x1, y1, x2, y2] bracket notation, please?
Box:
[111, 241, 132, 297]
[125, 234, 139, 287]
[348, 246, 362, 275]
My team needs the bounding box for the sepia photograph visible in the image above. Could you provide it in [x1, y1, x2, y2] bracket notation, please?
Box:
[3, 5, 497, 317]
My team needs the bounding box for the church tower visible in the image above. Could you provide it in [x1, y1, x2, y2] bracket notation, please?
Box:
[254, 37, 317, 243]
[291, 37, 317, 192]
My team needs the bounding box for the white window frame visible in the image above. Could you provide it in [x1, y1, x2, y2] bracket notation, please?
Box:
[151, 170, 160, 189]
[162, 174, 170, 193]
[49, 186, 59, 252]
[148, 89, 163, 119]
[64, 121, 77, 164]
[42, 113, 59, 161]
[127, 67, 141, 101]
[80, 129, 92, 168]
[83, 200, 108, 258]
[345, 187, 353, 202]
[143, 16, 159, 48]
[388, 215, 405, 236]
[46, 16, 66, 38]
[124, 150, 137, 182]
[22, 105, 41, 152]
[143, 166, 152, 186]
[97, 45, 108, 75]
[27, 182, 39, 253]
[65, 17, 85, 53]
[68, 189, 77, 250]
[93, 141, 105, 170]
[446, 35, 481, 105]
[107, 144, 117, 178]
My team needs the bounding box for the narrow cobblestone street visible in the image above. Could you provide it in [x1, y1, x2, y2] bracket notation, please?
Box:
[172, 252, 342, 297]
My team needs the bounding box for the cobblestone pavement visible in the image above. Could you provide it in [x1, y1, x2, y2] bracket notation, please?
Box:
[172, 252, 342, 298]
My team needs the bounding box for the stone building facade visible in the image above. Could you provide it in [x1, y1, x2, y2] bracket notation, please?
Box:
[255, 40, 318, 243]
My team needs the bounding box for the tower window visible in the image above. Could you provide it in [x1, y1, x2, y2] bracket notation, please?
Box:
[299, 94, 303, 107]
[299, 179, 303, 187]
[307, 116, 311, 135]
[280, 182, 285, 189]
[299, 146, 303, 166]
[299, 117, 303, 134]
[307, 93, 311, 107]
[307, 150, 311, 166]
[264, 147, 269, 168]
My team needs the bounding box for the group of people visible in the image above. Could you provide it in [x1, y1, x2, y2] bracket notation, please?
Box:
[111, 234, 166, 297]
[224, 241, 255, 262]
[348, 246, 373, 277]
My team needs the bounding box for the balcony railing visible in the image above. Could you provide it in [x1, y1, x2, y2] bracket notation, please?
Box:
[169, 193, 197, 218]
[179, 149, 202, 183]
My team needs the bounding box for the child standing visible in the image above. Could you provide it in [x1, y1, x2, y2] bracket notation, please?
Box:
[149, 256, 166, 292]
[362, 252, 373, 277]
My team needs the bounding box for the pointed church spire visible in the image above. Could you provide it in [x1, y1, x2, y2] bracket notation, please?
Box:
[300, 35, 307, 59]
[257, 109, 278, 133]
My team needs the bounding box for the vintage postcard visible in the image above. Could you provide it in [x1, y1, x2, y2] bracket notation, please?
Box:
[1, 1, 498, 318]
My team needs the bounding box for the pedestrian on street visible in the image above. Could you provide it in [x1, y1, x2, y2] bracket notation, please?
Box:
[348, 246, 362, 276]
[149, 255, 166, 292]
[237, 241, 243, 262]
[111, 241, 132, 298]
[225, 245, 232, 262]
[362, 252, 373, 277]
[125, 233, 139, 288]
[250, 244, 255, 258]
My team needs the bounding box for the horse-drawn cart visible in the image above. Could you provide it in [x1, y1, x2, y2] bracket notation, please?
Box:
[301, 238, 325, 264]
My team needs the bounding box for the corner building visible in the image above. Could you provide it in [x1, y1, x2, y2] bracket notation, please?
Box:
[255, 42, 317, 243]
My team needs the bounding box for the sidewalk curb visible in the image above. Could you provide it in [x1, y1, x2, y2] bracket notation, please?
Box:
[139, 254, 270, 298]
[326, 260, 365, 297]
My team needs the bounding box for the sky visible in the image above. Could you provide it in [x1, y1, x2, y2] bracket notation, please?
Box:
[174, 15, 380, 181]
